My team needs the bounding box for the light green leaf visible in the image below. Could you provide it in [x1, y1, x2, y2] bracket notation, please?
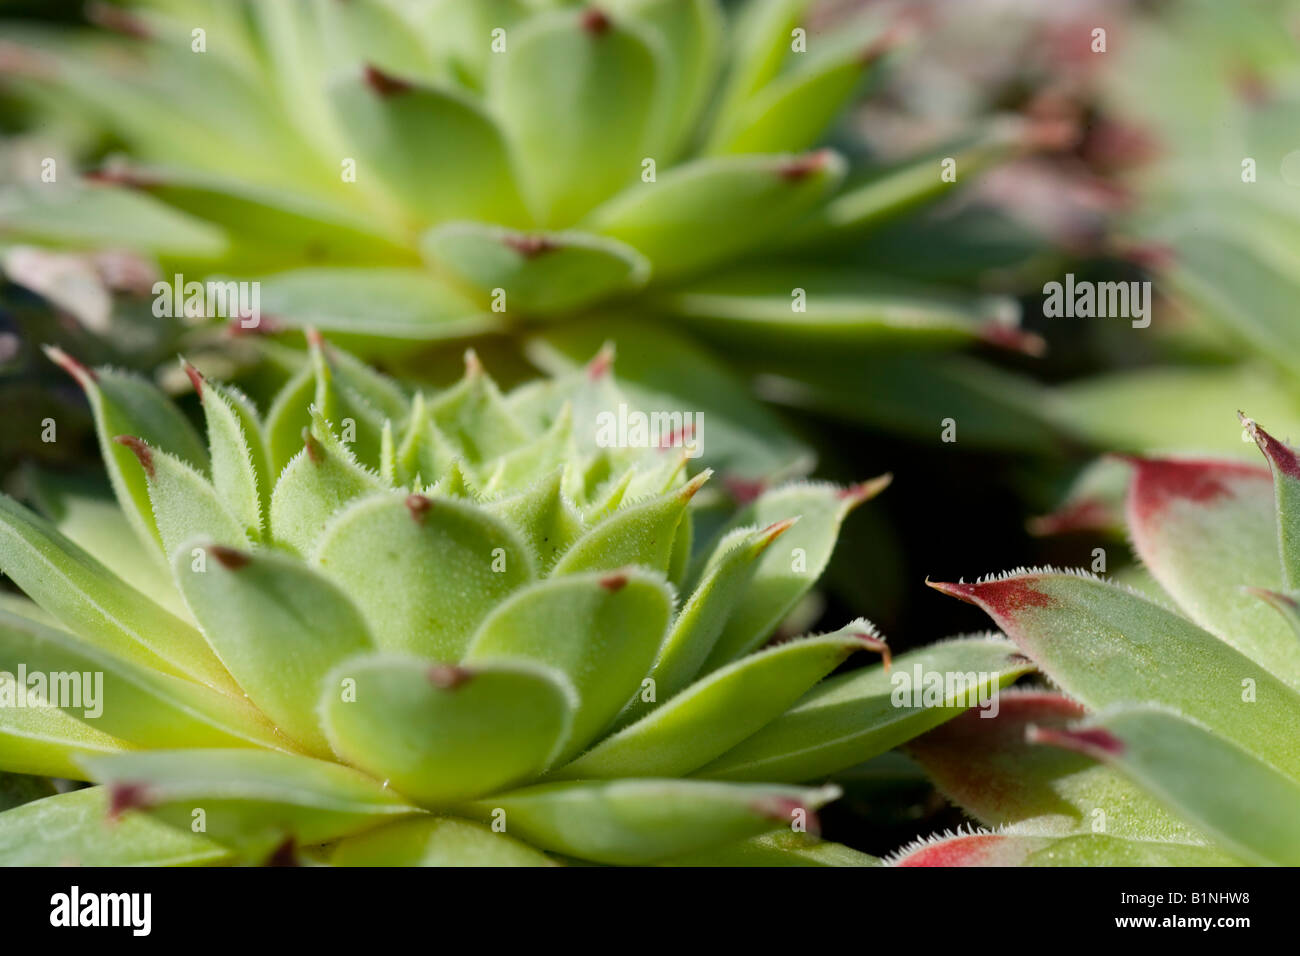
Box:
[422, 222, 649, 315]
[330, 815, 554, 866]
[658, 829, 878, 866]
[320, 654, 574, 806]
[313, 491, 536, 658]
[186, 362, 266, 540]
[710, 0, 811, 136]
[695, 636, 1035, 782]
[175, 542, 374, 758]
[464, 569, 672, 761]
[460, 778, 840, 865]
[80, 749, 418, 858]
[584, 151, 844, 281]
[890, 830, 1242, 867]
[0, 786, 233, 866]
[488, 8, 661, 226]
[558, 627, 871, 779]
[0, 682, 131, 779]
[1242, 416, 1300, 590]
[483, 469, 585, 571]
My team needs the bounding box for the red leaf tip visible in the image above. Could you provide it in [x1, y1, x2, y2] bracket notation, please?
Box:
[1239, 413, 1300, 481]
[599, 572, 629, 592]
[405, 494, 432, 522]
[581, 8, 612, 35]
[840, 473, 892, 506]
[182, 360, 204, 401]
[926, 575, 1056, 615]
[112, 435, 155, 479]
[978, 321, 1047, 357]
[265, 837, 301, 867]
[750, 797, 819, 834]
[427, 664, 473, 690]
[587, 343, 615, 381]
[854, 632, 891, 672]
[679, 469, 712, 502]
[363, 64, 413, 97]
[777, 149, 833, 181]
[42, 345, 97, 387]
[1027, 725, 1125, 759]
[302, 428, 324, 465]
[503, 233, 557, 259]
[107, 782, 154, 820]
[209, 545, 250, 570]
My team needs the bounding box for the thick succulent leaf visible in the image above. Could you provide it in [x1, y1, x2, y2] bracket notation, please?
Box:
[702, 479, 886, 667]
[0, 610, 283, 753]
[891, 831, 1242, 867]
[584, 151, 844, 282]
[464, 569, 672, 761]
[657, 830, 878, 866]
[1056, 364, 1300, 459]
[460, 779, 840, 865]
[528, 316, 814, 480]
[550, 472, 705, 577]
[330, 815, 554, 867]
[1242, 417, 1300, 590]
[557, 627, 873, 779]
[907, 690, 1198, 840]
[0, 494, 230, 689]
[931, 572, 1300, 776]
[709, 43, 875, 156]
[424, 357, 531, 462]
[80, 749, 418, 858]
[710, 0, 811, 135]
[483, 469, 585, 571]
[488, 8, 661, 226]
[116, 437, 249, 561]
[186, 363, 267, 539]
[312, 491, 536, 659]
[255, 268, 495, 343]
[175, 543, 375, 758]
[0, 785, 233, 867]
[328, 67, 531, 228]
[694, 636, 1035, 782]
[1040, 705, 1300, 866]
[320, 654, 574, 806]
[648, 520, 795, 700]
[0, 183, 227, 259]
[422, 222, 649, 314]
[44, 350, 208, 551]
[0, 684, 131, 779]
[1123, 456, 1300, 685]
[269, 411, 385, 556]
[606, 0, 722, 159]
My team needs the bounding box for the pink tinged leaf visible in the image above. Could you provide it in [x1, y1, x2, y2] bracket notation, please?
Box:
[1121, 454, 1300, 684]
[891, 832, 1049, 867]
[112, 435, 155, 479]
[1241, 415, 1300, 590]
[1245, 587, 1300, 640]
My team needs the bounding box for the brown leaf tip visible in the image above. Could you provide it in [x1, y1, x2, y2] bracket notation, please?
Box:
[265, 837, 301, 867]
[363, 64, 413, 97]
[777, 150, 832, 181]
[303, 428, 325, 465]
[405, 493, 432, 522]
[427, 664, 473, 690]
[758, 517, 798, 549]
[112, 435, 155, 479]
[839, 473, 892, 505]
[182, 360, 204, 401]
[600, 572, 629, 592]
[1028, 725, 1125, 758]
[581, 8, 612, 35]
[504, 233, 557, 259]
[926, 575, 1056, 615]
[107, 782, 154, 820]
[210, 545, 251, 570]
[679, 469, 712, 502]
[43, 345, 97, 386]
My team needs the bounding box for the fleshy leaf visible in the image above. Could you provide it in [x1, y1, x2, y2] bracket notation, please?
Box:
[329, 815, 554, 867]
[312, 491, 535, 659]
[709, 0, 811, 138]
[488, 8, 661, 226]
[185, 361, 267, 540]
[1123, 455, 1300, 685]
[80, 749, 418, 858]
[584, 151, 844, 281]
[175, 543, 374, 758]
[0, 677, 130, 779]
[695, 636, 1034, 782]
[930, 571, 1300, 777]
[1241, 415, 1300, 590]
[702, 478, 887, 667]
[320, 654, 574, 806]
[421, 222, 649, 315]
[557, 626, 874, 779]
[0, 786, 233, 866]
[482, 468, 585, 571]
[1037, 705, 1300, 866]
[891, 831, 1242, 867]
[460, 779, 840, 865]
[657, 829, 878, 867]
[464, 569, 672, 761]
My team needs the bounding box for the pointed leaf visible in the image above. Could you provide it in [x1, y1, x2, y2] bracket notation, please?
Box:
[695, 636, 1035, 782]
[461, 779, 839, 865]
[0, 679, 130, 779]
[1242, 416, 1300, 589]
[891, 831, 1242, 867]
[320, 654, 574, 806]
[483, 469, 585, 571]
[186, 362, 266, 540]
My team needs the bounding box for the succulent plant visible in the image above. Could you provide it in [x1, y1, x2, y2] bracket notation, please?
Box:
[0, 333, 1032, 865]
[0, 0, 1059, 474]
[899, 415, 1300, 866]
